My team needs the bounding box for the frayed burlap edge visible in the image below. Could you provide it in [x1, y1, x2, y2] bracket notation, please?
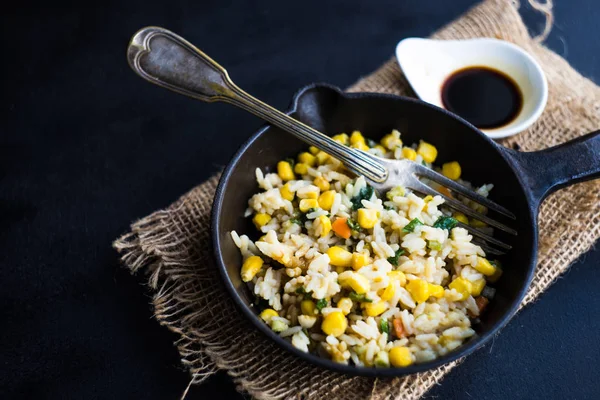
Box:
[114, 0, 600, 399]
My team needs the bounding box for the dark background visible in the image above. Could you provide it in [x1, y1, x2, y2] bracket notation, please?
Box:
[2, 0, 599, 399]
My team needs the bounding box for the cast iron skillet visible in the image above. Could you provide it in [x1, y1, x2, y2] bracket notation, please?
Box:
[212, 83, 600, 377]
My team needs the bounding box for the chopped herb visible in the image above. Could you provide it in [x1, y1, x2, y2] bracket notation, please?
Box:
[380, 319, 390, 335]
[351, 185, 374, 210]
[421, 160, 428, 166]
[387, 248, 405, 266]
[349, 292, 373, 303]
[427, 240, 442, 251]
[295, 287, 306, 295]
[307, 208, 318, 214]
[315, 298, 328, 311]
[290, 212, 308, 225]
[367, 139, 377, 148]
[383, 204, 395, 211]
[403, 218, 423, 232]
[290, 217, 302, 225]
[285, 157, 295, 168]
[433, 216, 458, 231]
[346, 218, 360, 231]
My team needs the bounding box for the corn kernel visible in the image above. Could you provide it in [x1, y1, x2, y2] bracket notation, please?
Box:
[327, 246, 353, 267]
[318, 215, 332, 237]
[389, 346, 413, 367]
[417, 141, 438, 163]
[352, 141, 370, 151]
[321, 311, 347, 337]
[332, 133, 349, 145]
[277, 161, 295, 181]
[474, 257, 496, 276]
[294, 162, 308, 175]
[401, 147, 417, 161]
[279, 183, 295, 201]
[252, 213, 271, 229]
[449, 277, 473, 300]
[406, 279, 430, 303]
[316, 151, 329, 165]
[301, 300, 317, 316]
[453, 212, 468, 225]
[381, 131, 402, 150]
[388, 271, 407, 286]
[488, 266, 503, 283]
[241, 256, 264, 282]
[336, 265, 346, 274]
[357, 208, 378, 229]
[259, 308, 278, 322]
[318, 190, 336, 210]
[309, 145, 319, 155]
[339, 272, 371, 294]
[313, 176, 330, 191]
[380, 282, 396, 301]
[299, 198, 319, 212]
[298, 152, 317, 167]
[350, 131, 365, 146]
[364, 301, 387, 317]
[337, 297, 353, 315]
[442, 161, 462, 180]
[374, 351, 390, 367]
[352, 252, 371, 271]
[470, 219, 488, 228]
[423, 195, 433, 202]
[428, 283, 445, 298]
[471, 278, 486, 296]
[374, 144, 386, 154]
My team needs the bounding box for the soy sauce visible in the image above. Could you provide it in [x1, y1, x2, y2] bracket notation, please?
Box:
[441, 66, 522, 129]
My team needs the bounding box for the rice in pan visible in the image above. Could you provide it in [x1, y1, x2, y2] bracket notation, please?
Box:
[231, 130, 502, 368]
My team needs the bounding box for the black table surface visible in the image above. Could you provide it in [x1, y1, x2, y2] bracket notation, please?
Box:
[3, 0, 599, 399]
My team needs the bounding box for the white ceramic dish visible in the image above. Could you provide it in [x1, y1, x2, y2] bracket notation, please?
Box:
[396, 37, 548, 139]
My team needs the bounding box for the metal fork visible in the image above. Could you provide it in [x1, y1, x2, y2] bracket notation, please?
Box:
[127, 26, 516, 255]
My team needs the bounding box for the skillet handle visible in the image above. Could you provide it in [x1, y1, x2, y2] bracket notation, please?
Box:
[504, 130, 600, 206]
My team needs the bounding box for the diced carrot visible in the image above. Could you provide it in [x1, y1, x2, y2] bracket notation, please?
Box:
[475, 296, 489, 313]
[392, 318, 405, 338]
[438, 185, 453, 198]
[332, 217, 352, 239]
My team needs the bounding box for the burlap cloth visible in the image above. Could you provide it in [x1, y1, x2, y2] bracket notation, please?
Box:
[114, 0, 600, 398]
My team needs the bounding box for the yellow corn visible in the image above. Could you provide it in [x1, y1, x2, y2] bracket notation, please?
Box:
[474, 257, 496, 276]
[406, 279, 430, 303]
[277, 161, 295, 181]
[401, 147, 417, 161]
[252, 213, 271, 229]
[309, 145, 319, 155]
[299, 198, 319, 212]
[298, 152, 317, 167]
[336, 266, 346, 274]
[318, 190, 336, 210]
[352, 252, 371, 270]
[313, 176, 330, 191]
[470, 219, 488, 228]
[294, 162, 308, 175]
[488, 266, 503, 283]
[374, 144, 386, 154]
[350, 131, 365, 146]
[241, 256, 264, 282]
[471, 278, 486, 296]
[352, 141, 370, 151]
[417, 141, 438, 163]
[332, 133, 349, 145]
[318, 215, 332, 237]
[380, 282, 396, 301]
[259, 308, 278, 322]
[316, 151, 329, 165]
[363, 301, 387, 317]
[389, 346, 413, 367]
[300, 300, 317, 316]
[280, 183, 295, 201]
[340, 272, 370, 294]
[453, 212, 468, 225]
[428, 283, 445, 298]
[327, 246, 353, 267]
[357, 208, 378, 229]
[423, 195, 433, 202]
[337, 297, 353, 315]
[449, 277, 472, 300]
[442, 161, 462, 180]
[381, 132, 402, 150]
[321, 311, 347, 337]
[388, 271, 407, 286]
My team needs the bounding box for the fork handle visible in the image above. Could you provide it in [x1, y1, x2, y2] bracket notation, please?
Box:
[127, 26, 388, 183]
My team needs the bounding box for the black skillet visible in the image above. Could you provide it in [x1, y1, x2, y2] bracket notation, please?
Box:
[128, 27, 600, 377]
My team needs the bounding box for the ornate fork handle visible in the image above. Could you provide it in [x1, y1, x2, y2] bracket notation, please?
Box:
[127, 26, 389, 183]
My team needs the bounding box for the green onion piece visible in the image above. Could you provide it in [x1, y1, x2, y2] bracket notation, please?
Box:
[387, 248, 405, 266]
[349, 292, 373, 303]
[346, 218, 360, 231]
[380, 319, 390, 334]
[351, 185, 374, 210]
[403, 218, 423, 233]
[427, 240, 443, 251]
[433, 216, 458, 231]
[315, 298, 328, 311]
[295, 287, 306, 295]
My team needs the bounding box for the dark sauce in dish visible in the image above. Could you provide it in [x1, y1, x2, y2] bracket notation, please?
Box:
[441, 66, 522, 129]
